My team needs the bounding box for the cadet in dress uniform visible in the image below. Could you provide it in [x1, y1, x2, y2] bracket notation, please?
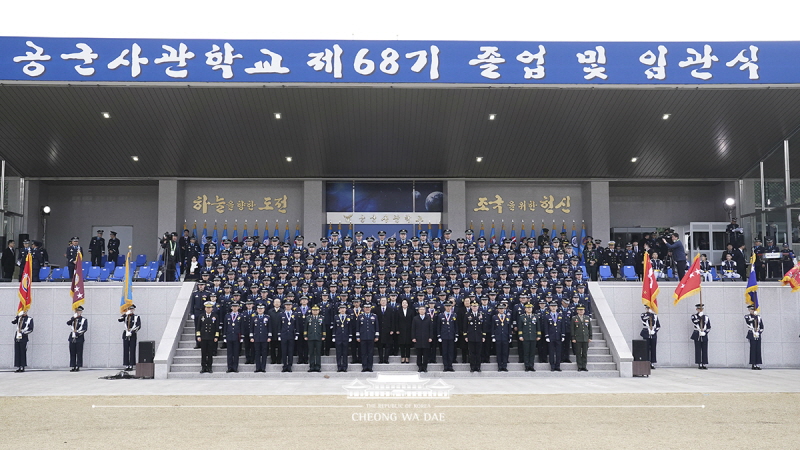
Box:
[118, 304, 141, 371]
[224, 302, 245, 373]
[357, 303, 379, 372]
[250, 303, 271, 372]
[279, 299, 299, 372]
[305, 304, 326, 372]
[745, 305, 763, 370]
[492, 303, 512, 372]
[571, 305, 592, 372]
[544, 300, 566, 371]
[437, 300, 458, 372]
[88, 230, 105, 267]
[517, 302, 539, 372]
[107, 231, 120, 266]
[241, 300, 257, 364]
[67, 306, 88, 372]
[295, 297, 311, 364]
[333, 303, 353, 372]
[535, 298, 550, 363]
[65, 237, 82, 279]
[12, 310, 33, 372]
[640, 305, 660, 369]
[691, 304, 711, 369]
[196, 301, 219, 373]
[412, 305, 434, 372]
[464, 300, 485, 372]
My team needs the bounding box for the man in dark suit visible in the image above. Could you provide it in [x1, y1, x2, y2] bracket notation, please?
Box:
[375, 296, 395, 364]
[196, 301, 219, 373]
[2, 239, 16, 280]
[411, 305, 434, 372]
[88, 230, 105, 267]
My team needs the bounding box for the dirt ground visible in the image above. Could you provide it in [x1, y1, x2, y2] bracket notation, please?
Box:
[3, 393, 798, 449]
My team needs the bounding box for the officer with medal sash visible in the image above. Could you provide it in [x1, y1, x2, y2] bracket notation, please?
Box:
[745, 305, 763, 370]
[279, 299, 299, 372]
[250, 303, 271, 373]
[305, 304, 326, 372]
[196, 301, 219, 373]
[333, 303, 353, 372]
[544, 300, 566, 371]
[517, 302, 539, 372]
[224, 301, 244, 373]
[571, 305, 592, 372]
[67, 306, 88, 372]
[691, 304, 711, 369]
[492, 302, 512, 372]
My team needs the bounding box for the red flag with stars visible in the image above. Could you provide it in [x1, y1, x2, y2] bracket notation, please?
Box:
[17, 253, 32, 314]
[641, 252, 660, 313]
[673, 254, 702, 305]
[71, 251, 85, 311]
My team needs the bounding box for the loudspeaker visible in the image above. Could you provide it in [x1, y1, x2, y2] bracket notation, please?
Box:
[632, 339, 649, 361]
[18, 233, 29, 244]
[138, 340, 155, 363]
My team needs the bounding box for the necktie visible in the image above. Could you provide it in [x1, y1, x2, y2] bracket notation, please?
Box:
[232, 313, 237, 321]
[382, 307, 385, 313]
[340, 315, 345, 322]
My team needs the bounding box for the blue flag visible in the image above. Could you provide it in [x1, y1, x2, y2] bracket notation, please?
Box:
[579, 222, 587, 254]
[500, 222, 506, 242]
[489, 222, 496, 244]
[232, 222, 238, 242]
[745, 253, 759, 310]
[243, 222, 248, 239]
[202, 221, 208, 243]
[120, 249, 134, 313]
[212, 223, 218, 244]
[284, 222, 291, 243]
[479, 222, 485, 238]
[519, 221, 526, 241]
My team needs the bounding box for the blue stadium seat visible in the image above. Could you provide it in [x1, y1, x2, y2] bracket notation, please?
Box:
[38, 266, 51, 281]
[598, 265, 613, 281]
[116, 255, 126, 266]
[622, 265, 638, 281]
[667, 268, 674, 280]
[110, 266, 126, 281]
[145, 266, 158, 282]
[136, 266, 150, 281]
[710, 267, 721, 281]
[135, 254, 147, 268]
[86, 266, 101, 281]
[104, 261, 116, 272]
[98, 268, 110, 282]
[81, 261, 91, 278]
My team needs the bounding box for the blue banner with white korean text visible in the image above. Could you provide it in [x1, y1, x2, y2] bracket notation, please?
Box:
[0, 37, 795, 84]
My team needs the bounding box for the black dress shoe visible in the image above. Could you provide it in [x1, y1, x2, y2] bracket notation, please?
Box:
[555, 368, 562, 372]
[69, 368, 75, 372]
[650, 364, 656, 369]
[226, 369, 233, 373]
[75, 368, 80, 372]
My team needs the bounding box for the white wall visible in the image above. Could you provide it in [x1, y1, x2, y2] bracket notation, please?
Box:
[1, 283, 181, 369]
[599, 283, 800, 368]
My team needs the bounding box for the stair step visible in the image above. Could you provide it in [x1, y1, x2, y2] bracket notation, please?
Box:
[169, 361, 619, 373]
[170, 354, 615, 364]
[167, 370, 620, 379]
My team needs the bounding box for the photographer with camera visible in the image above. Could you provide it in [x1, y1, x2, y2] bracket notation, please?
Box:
[160, 231, 182, 281]
[662, 232, 687, 280]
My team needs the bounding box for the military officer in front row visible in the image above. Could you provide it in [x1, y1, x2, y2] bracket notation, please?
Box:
[224, 301, 244, 373]
[67, 306, 88, 372]
[492, 303, 513, 372]
[745, 305, 763, 370]
[464, 300, 485, 373]
[333, 303, 353, 372]
[279, 299, 299, 372]
[437, 300, 458, 372]
[517, 302, 539, 372]
[250, 303, 271, 373]
[357, 303, 379, 372]
[305, 304, 326, 372]
[544, 300, 566, 372]
[571, 305, 592, 372]
[196, 301, 219, 374]
[12, 310, 34, 372]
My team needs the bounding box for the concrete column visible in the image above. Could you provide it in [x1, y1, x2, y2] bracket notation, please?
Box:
[582, 181, 610, 243]
[303, 180, 325, 240]
[445, 180, 466, 234]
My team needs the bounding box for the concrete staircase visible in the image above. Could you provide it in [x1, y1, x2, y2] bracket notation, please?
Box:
[168, 317, 619, 378]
